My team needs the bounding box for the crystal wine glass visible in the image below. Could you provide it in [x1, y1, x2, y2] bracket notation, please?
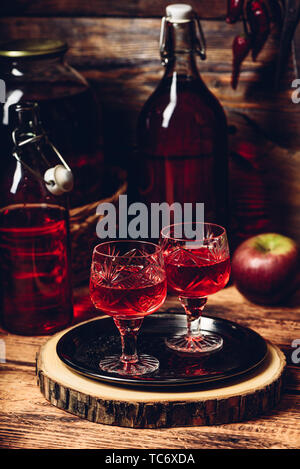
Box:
[90, 240, 167, 375]
[160, 222, 230, 354]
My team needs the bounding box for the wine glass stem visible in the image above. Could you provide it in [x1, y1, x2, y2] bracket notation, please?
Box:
[179, 296, 207, 339]
[113, 317, 143, 364]
[187, 316, 201, 338]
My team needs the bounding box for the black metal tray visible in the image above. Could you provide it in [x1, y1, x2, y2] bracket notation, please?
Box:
[56, 311, 268, 389]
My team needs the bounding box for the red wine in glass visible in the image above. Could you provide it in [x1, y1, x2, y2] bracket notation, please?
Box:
[161, 222, 230, 354]
[90, 241, 167, 376]
[164, 247, 231, 298]
[90, 265, 167, 318]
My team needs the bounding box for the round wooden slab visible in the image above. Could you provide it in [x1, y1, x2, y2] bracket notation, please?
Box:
[36, 319, 286, 428]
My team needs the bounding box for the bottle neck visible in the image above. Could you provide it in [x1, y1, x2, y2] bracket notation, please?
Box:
[164, 52, 199, 80]
[10, 103, 47, 176]
[162, 20, 201, 81]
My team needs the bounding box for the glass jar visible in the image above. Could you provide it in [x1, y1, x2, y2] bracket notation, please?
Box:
[0, 39, 104, 208]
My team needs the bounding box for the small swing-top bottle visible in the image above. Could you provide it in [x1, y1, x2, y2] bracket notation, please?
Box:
[0, 102, 74, 335]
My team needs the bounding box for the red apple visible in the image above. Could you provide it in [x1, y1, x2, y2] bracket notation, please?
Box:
[231, 233, 299, 305]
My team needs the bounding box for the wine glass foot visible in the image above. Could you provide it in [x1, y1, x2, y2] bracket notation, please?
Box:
[99, 354, 159, 376]
[165, 331, 223, 354]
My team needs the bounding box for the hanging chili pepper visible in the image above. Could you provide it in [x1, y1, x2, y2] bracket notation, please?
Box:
[246, 0, 270, 61]
[226, 0, 245, 23]
[231, 34, 252, 89]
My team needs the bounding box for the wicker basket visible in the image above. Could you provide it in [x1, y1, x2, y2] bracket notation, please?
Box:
[70, 166, 127, 286]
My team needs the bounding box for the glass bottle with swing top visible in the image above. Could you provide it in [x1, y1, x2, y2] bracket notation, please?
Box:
[137, 4, 229, 232]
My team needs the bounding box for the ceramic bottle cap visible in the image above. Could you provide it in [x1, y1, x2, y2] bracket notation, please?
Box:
[166, 4, 193, 22]
[44, 164, 74, 196]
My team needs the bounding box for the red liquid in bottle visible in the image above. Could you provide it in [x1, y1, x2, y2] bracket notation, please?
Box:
[164, 247, 230, 297]
[138, 79, 228, 224]
[136, 12, 228, 231]
[0, 204, 73, 335]
[90, 265, 167, 318]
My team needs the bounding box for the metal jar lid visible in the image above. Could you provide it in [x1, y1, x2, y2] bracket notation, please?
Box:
[0, 39, 68, 58]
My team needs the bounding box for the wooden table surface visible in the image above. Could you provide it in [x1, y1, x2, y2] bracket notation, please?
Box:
[1, 284, 300, 450]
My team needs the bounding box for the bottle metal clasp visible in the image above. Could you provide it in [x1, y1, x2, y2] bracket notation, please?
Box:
[12, 130, 74, 196]
[194, 15, 206, 61]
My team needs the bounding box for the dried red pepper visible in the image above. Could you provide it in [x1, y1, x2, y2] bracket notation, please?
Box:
[246, 0, 270, 61]
[231, 34, 252, 89]
[226, 0, 245, 24]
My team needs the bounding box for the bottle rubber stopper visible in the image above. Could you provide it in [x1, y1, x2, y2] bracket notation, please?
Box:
[44, 164, 74, 196]
[166, 4, 193, 22]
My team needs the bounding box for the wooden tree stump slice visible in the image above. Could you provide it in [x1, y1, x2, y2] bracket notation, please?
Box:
[36, 321, 286, 428]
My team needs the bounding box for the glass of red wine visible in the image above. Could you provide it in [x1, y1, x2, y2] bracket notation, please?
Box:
[90, 240, 167, 375]
[160, 222, 230, 354]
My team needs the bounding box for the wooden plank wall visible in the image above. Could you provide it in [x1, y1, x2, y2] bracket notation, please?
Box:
[1, 0, 300, 245]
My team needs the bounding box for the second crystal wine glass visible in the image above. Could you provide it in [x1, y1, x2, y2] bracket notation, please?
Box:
[90, 240, 167, 375]
[160, 222, 230, 354]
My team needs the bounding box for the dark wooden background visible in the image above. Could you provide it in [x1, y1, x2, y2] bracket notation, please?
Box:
[1, 0, 300, 245]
